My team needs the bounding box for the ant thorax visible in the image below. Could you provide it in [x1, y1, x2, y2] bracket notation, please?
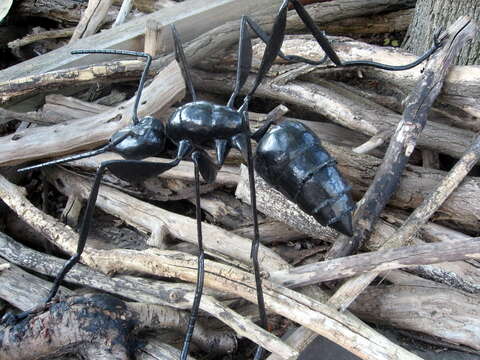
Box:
[167, 101, 243, 146]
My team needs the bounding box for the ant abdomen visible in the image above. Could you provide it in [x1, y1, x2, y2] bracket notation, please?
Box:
[255, 120, 354, 236]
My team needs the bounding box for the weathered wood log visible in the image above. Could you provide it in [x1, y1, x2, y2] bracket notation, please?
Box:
[14, 0, 87, 24]
[0, 0, 418, 106]
[0, 108, 50, 126]
[137, 338, 196, 360]
[113, 0, 135, 27]
[322, 8, 414, 35]
[335, 17, 477, 256]
[8, 28, 75, 51]
[350, 281, 480, 350]
[70, 0, 114, 43]
[1, 292, 226, 360]
[0, 258, 72, 311]
[0, 232, 293, 358]
[269, 237, 480, 287]
[0, 0, 280, 82]
[0, 175, 421, 360]
[144, 19, 166, 56]
[45, 167, 286, 269]
[42, 94, 112, 122]
[194, 66, 477, 160]
[1, 294, 135, 360]
[0, 60, 153, 103]
[0, 60, 184, 166]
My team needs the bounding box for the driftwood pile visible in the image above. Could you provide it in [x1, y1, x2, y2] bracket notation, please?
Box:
[0, 0, 479, 359]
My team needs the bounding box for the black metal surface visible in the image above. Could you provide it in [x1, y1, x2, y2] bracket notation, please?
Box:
[111, 116, 166, 160]
[9, 50, 169, 327]
[255, 121, 354, 236]
[167, 18, 276, 357]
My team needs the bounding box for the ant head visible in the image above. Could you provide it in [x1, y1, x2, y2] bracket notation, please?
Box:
[110, 115, 166, 160]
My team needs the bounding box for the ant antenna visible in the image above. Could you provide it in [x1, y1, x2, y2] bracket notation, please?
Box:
[71, 49, 152, 125]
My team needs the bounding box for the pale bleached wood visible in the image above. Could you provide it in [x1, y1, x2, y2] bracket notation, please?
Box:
[0, 61, 184, 166]
[349, 281, 480, 350]
[0, 0, 280, 82]
[0, 0, 417, 106]
[70, 0, 114, 43]
[269, 237, 480, 287]
[0, 258, 72, 311]
[45, 167, 286, 270]
[0, 227, 296, 359]
[113, 0, 134, 27]
[144, 19, 165, 56]
[0, 176, 422, 360]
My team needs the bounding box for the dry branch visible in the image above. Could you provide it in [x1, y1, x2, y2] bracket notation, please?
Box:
[45, 167, 286, 270]
[15, 0, 86, 24]
[269, 237, 480, 287]
[0, 0, 417, 105]
[193, 69, 475, 160]
[8, 28, 75, 50]
[0, 176, 422, 360]
[113, 0, 135, 27]
[335, 16, 477, 257]
[0, 61, 184, 167]
[0, 108, 49, 126]
[70, 0, 114, 43]
[0, 232, 294, 359]
[350, 281, 480, 350]
[0, 0, 280, 82]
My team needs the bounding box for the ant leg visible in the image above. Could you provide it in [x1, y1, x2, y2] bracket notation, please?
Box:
[18, 128, 134, 173]
[288, 0, 442, 70]
[101, 140, 193, 183]
[243, 13, 329, 66]
[237, 108, 268, 360]
[251, 119, 277, 143]
[227, 16, 253, 108]
[2, 161, 110, 325]
[180, 151, 205, 360]
[45, 162, 111, 303]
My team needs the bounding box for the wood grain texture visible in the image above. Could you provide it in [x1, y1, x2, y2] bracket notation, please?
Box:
[0, 61, 184, 166]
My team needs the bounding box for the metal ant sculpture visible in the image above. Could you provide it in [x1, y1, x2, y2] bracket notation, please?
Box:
[3, 1, 442, 359]
[2, 15, 285, 360]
